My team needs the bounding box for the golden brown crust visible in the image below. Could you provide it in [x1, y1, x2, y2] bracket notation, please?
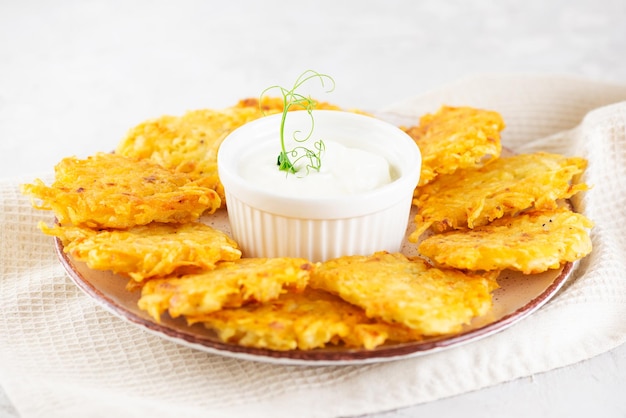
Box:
[21, 152, 221, 229]
[187, 288, 423, 351]
[137, 257, 313, 322]
[310, 251, 499, 336]
[418, 208, 593, 274]
[410, 152, 589, 241]
[42, 222, 241, 281]
[403, 106, 505, 186]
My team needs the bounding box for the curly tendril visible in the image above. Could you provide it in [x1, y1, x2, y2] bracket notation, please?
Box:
[260, 70, 335, 175]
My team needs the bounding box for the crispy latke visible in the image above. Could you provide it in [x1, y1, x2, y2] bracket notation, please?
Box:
[116, 97, 343, 204]
[403, 106, 505, 186]
[21, 152, 221, 229]
[410, 152, 589, 241]
[187, 288, 423, 351]
[418, 208, 593, 274]
[116, 106, 264, 201]
[42, 222, 241, 282]
[236, 96, 342, 112]
[309, 252, 499, 335]
[138, 257, 313, 322]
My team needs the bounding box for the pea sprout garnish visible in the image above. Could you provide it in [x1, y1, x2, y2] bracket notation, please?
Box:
[260, 70, 335, 175]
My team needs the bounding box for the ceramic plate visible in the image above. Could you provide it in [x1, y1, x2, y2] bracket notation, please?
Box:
[56, 204, 576, 366]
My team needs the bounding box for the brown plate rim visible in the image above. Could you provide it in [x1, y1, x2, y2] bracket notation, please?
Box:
[56, 237, 575, 365]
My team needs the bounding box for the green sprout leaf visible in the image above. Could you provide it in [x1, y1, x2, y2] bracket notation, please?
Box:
[260, 70, 335, 175]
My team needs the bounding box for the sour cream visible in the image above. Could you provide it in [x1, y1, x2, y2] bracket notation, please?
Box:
[239, 140, 393, 198]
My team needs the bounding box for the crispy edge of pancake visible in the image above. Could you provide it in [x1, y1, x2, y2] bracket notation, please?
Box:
[42, 222, 241, 281]
[409, 152, 589, 241]
[21, 152, 221, 229]
[309, 251, 499, 336]
[137, 257, 313, 322]
[418, 208, 593, 274]
[403, 106, 505, 186]
[187, 288, 423, 351]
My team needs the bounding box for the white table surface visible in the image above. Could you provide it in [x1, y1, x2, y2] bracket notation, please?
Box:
[1, 1, 625, 417]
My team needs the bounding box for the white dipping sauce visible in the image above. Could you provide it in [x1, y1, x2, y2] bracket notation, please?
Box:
[239, 140, 392, 197]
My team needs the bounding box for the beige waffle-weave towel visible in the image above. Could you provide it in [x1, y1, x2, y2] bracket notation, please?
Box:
[1, 74, 626, 418]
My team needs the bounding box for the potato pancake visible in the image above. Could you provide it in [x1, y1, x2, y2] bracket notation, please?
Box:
[138, 257, 313, 322]
[21, 152, 221, 229]
[187, 288, 423, 351]
[116, 97, 343, 204]
[42, 222, 241, 282]
[403, 106, 505, 186]
[116, 106, 264, 202]
[410, 152, 589, 241]
[236, 96, 342, 112]
[309, 252, 499, 335]
[419, 208, 593, 274]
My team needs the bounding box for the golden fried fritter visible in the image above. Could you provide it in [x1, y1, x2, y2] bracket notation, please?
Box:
[236, 96, 342, 112]
[187, 288, 423, 351]
[404, 106, 505, 186]
[116, 106, 266, 201]
[410, 152, 589, 241]
[309, 252, 499, 336]
[138, 257, 313, 322]
[42, 222, 241, 282]
[21, 152, 221, 229]
[419, 208, 593, 274]
[116, 97, 343, 204]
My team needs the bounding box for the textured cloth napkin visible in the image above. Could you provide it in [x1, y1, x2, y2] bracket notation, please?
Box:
[1, 74, 626, 418]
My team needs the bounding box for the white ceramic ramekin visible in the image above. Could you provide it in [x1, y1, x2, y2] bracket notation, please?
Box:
[217, 110, 421, 262]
